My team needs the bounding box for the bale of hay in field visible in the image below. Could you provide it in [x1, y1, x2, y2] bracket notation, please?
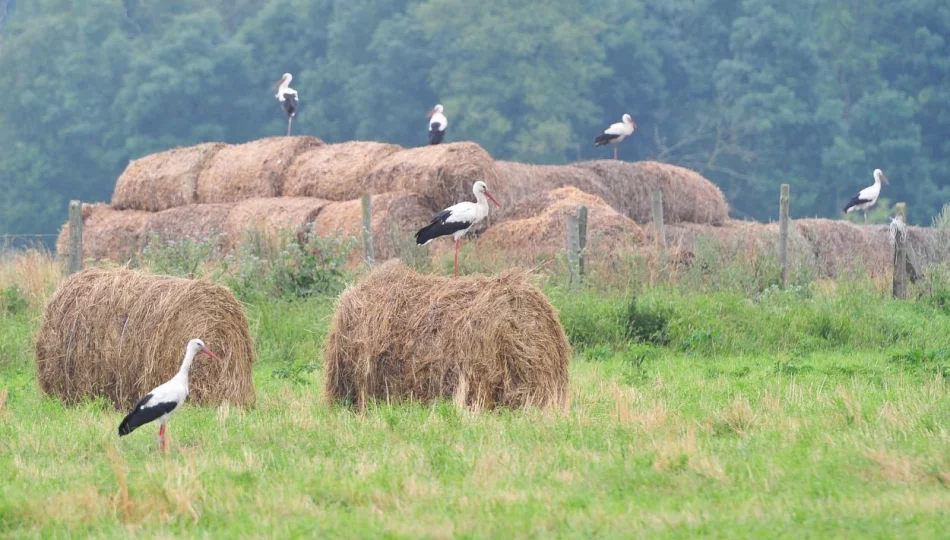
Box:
[361, 142, 501, 212]
[323, 261, 570, 411]
[196, 136, 324, 203]
[572, 160, 728, 225]
[112, 143, 227, 211]
[56, 204, 149, 263]
[313, 191, 435, 262]
[477, 187, 642, 262]
[141, 203, 234, 248]
[35, 268, 256, 410]
[493, 161, 614, 221]
[795, 219, 891, 277]
[224, 197, 331, 249]
[283, 141, 404, 200]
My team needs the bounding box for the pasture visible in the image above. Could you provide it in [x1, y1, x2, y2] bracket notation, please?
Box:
[1, 247, 949, 537]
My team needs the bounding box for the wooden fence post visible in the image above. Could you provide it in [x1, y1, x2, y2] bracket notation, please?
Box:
[779, 184, 790, 288]
[566, 214, 580, 287]
[576, 205, 588, 282]
[651, 191, 666, 251]
[67, 200, 83, 274]
[892, 202, 907, 299]
[360, 194, 375, 267]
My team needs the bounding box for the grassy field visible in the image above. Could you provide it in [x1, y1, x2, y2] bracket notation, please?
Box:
[1, 250, 950, 537]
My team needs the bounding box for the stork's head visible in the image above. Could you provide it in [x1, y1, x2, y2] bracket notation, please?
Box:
[473, 180, 501, 207]
[622, 114, 637, 129]
[874, 169, 889, 185]
[187, 338, 222, 361]
[427, 104, 444, 119]
[273, 73, 293, 89]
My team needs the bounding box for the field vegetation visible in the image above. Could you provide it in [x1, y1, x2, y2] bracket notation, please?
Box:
[1, 236, 950, 537]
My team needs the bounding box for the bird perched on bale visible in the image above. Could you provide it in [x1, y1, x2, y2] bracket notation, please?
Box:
[843, 168, 889, 222]
[594, 113, 637, 160]
[427, 104, 448, 145]
[274, 72, 299, 136]
[415, 180, 501, 279]
[118, 338, 221, 453]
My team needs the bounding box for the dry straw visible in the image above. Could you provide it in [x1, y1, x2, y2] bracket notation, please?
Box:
[112, 142, 227, 211]
[142, 203, 234, 248]
[360, 142, 501, 212]
[35, 268, 256, 410]
[283, 141, 404, 200]
[224, 197, 331, 249]
[323, 261, 571, 412]
[313, 191, 435, 263]
[478, 186, 642, 262]
[571, 160, 729, 225]
[196, 136, 323, 203]
[56, 203, 149, 262]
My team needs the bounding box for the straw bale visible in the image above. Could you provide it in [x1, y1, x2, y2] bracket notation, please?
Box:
[324, 261, 570, 411]
[571, 160, 728, 225]
[196, 136, 324, 203]
[492, 161, 613, 221]
[142, 203, 234, 248]
[477, 187, 642, 261]
[35, 268, 256, 410]
[313, 191, 435, 262]
[224, 197, 332, 249]
[795, 219, 891, 277]
[112, 143, 227, 211]
[360, 142, 501, 212]
[56, 204, 149, 263]
[283, 141, 404, 200]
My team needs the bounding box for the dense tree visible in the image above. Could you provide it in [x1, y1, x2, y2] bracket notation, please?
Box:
[1, 0, 948, 239]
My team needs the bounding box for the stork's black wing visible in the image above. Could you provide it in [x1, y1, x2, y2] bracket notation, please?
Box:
[118, 394, 178, 436]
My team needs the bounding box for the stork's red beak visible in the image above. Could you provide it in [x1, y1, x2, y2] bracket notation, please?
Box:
[272, 76, 286, 89]
[426, 109, 435, 119]
[881, 174, 889, 185]
[200, 346, 222, 361]
[485, 191, 501, 207]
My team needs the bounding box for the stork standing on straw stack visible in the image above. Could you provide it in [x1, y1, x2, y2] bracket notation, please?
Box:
[427, 104, 447, 145]
[415, 181, 501, 280]
[843, 168, 889, 222]
[274, 72, 299, 136]
[594, 113, 637, 160]
[118, 338, 221, 453]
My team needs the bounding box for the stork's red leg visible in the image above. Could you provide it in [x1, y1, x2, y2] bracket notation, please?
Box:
[159, 423, 167, 453]
[613, 147, 618, 160]
[454, 238, 460, 280]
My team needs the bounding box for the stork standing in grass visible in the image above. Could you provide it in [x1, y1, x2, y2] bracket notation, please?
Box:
[274, 73, 299, 136]
[594, 114, 637, 160]
[415, 181, 501, 279]
[118, 338, 221, 453]
[427, 104, 447, 145]
[843, 168, 889, 222]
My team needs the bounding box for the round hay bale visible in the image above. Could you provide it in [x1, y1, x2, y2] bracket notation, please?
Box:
[323, 261, 570, 411]
[112, 142, 227, 211]
[795, 219, 890, 277]
[312, 191, 435, 263]
[35, 268, 256, 410]
[224, 197, 331, 250]
[361, 142, 501, 212]
[142, 203, 234, 248]
[283, 141, 404, 200]
[571, 160, 729, 225]
[56, 204, 149, 263]
[196, 136, 324, 204]
[493, 161, 614, 221]
[477, 186, 642, 263]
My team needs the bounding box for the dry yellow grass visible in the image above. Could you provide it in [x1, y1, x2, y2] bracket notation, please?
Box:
[34, 267, 256, 409]
[0, 249, 62, 306]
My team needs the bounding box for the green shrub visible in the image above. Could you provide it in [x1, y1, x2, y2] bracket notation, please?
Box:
[624, 296, 670, 345]
[0, 286, 28, 315]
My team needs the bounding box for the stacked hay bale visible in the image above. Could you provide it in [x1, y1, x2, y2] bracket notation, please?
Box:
[283, 141, 404, 200]
[57, 203, 150, 263]
[35, 268, 256, 409]
[324, 261, 570, 412]
[111, 142, 227, 212]
[224, 197, 331, 250]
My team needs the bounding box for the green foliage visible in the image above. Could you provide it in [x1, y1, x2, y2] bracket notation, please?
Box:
[139, 234, 225, 278]
[3, 0, 950, 239]
[546, 286, 626, 350]
[0, 286, 28, 315]
[623, 295, 670, 345]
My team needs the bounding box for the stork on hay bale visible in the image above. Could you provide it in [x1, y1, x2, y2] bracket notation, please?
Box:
[35, 268, 256, 410]
[323, 261, 571, 412]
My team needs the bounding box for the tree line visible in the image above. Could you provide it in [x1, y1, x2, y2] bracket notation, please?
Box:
[1, 0, 948, 237]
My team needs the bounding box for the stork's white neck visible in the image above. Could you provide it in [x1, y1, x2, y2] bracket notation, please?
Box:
[175, 346, 199, 381]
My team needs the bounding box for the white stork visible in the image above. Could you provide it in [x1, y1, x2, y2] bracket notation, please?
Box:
[843, 169, 889, 222]
[427, 104, 447, 145]
[415, 181, 501, 279]
[118, 338, 221, 453]
[594, 113, 637, 160]
[274, 73, 299, 136]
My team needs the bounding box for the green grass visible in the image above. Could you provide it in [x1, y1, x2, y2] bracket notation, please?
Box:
[2, 283, 950, 537]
